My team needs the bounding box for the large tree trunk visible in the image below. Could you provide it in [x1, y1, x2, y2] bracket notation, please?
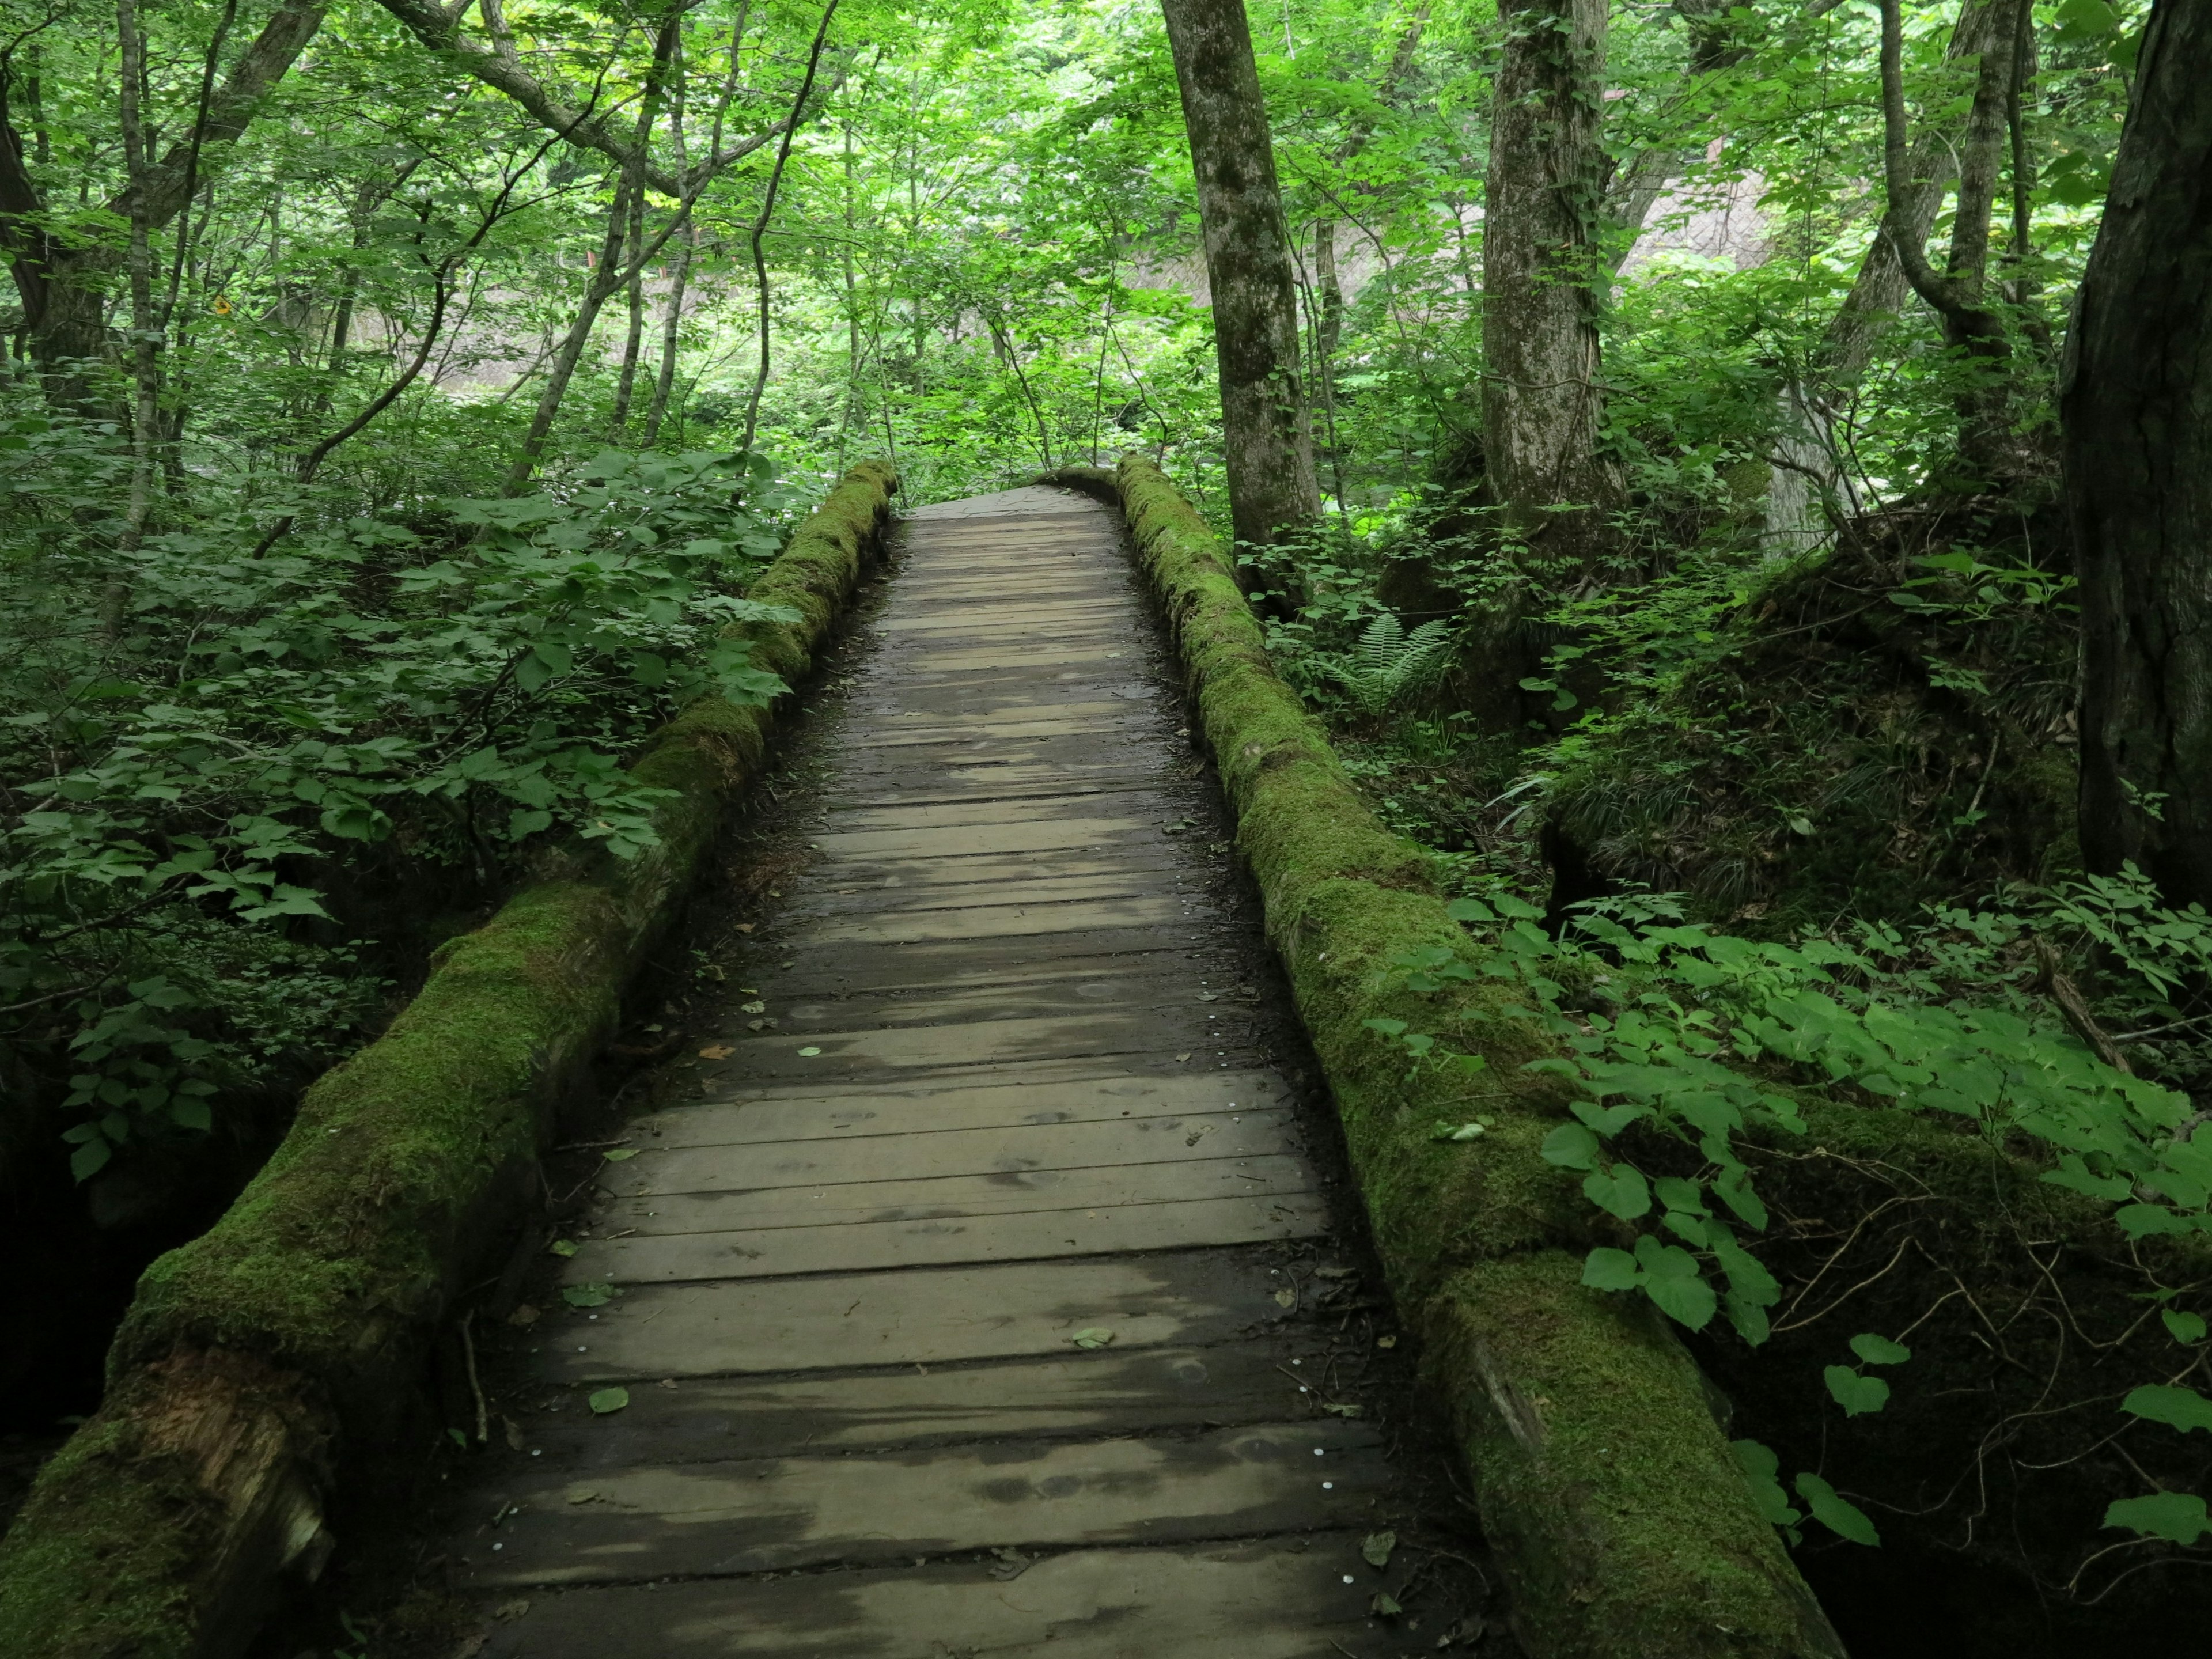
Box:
[2068, 0, 2212, 909]
[1482, 0, 1619, 573]
[1157, 0, 1319, 563]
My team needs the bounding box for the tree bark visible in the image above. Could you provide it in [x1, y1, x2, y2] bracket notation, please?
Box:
[2067, 0, 2212, 910]
[1158, 0, 1319, 560]
[1482, 0, 1619, 571]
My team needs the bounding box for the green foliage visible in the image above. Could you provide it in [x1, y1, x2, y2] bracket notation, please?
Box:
[1374, 879, 2212, 1553]
[1327, 613, 1459, 715]
[5, 430, 799, 1180]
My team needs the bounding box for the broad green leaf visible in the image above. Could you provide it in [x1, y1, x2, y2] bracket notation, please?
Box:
[1825, 1366, 1891, 1417]
[1730, 1439, 1801, 1529]
[587, 1387, 630, 1415]
[2103, 1491, 2211, 1545]
[2120, 1384, 2212, 1434]
[2162, 1309, 2209, 1344]
[1849, 1334, 1911, 1367]
[1795, 1473, 1880, 1546]
[1581, 1247, 1641, 1291]
[1540, 1122, 1601, 1171]
[1582, 1162, 1653, 1221]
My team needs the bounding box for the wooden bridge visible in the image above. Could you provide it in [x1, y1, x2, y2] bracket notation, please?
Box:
[449, 487, 1492, 1656]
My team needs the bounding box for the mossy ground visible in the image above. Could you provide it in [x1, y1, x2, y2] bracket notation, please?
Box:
[0, 461, 900, 1659]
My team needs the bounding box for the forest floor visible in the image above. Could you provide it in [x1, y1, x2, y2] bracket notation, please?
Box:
[260, 486, 1509, 1658]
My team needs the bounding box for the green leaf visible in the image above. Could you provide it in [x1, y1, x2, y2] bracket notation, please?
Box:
[1445, 897, 1496, 923]
[1634, 1234, 1716, 1329]
[602, 1147, 639, 1162]
[1540, 1122, 1601, 1171]
[2120, 1384, 2212, 1433]
[1581, 1247, 1641, 1291]
[1824, 1366, 1891, 1416]
[1583, 1162, 1653, 1221]
[1795, 1472, 1881, 1546]
[1849, 1333, 1911, 1367]
[587, 1387, 630, 1415]
[2104, 1490, 2212, 1545]
[1362, 1016, 1408, 1037]
[548, 1239, 579, 1257]
[1731, 1439, 1802, 1529]
[1361, 1529, 1396, 1568]
[68, 1137, 112, 1183]
[1070, 1327, 1116, 1349]
[2163, 1309, 2209, 1344]
[562, 1283, 614, 1309]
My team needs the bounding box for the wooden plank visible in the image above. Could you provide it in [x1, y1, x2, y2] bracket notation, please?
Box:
[535, 1250, 1297, 1380]
[512, 1344, 1306, 1465]
[604, 1113, 1297, 1198]
[817, 790, 1166, 832]
[753, 933, 1232, 998]
[478, 1537, 1397, 1659]
[647, 1069, 1289, 1146]
[603, 1154, 1312, 1236]
[808, 817, 1155, 859]
[782, 893, 1207, 947]
[783, 846, 1185, 893]
[459, 1420, 1389, 1586]
[762, 973, 1219, 1035]
[689, 1009, 1223, 1081]
[562, 1191, 1328, 1282]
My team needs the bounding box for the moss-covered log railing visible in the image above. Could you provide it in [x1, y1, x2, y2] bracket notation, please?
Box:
[1046, 459, 1847, 1659]
[0, 460, 899, 1659]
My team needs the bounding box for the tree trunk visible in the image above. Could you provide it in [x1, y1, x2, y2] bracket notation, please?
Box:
[643, 228, 692, 447]
[611, 193, 647, 432]
[2068, 0, 2212, 910]
[1482, 0, 1618, 572]
[1157, 0, 1319, 562]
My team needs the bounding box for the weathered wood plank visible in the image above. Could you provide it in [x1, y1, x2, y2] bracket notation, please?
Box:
[605, 1111, 1296, 1198]
[513, 1344, 1306, 1465]
[647, 1069, 1289, 1146]
[536, 1251, 1297, 1379]
[603, 1152, 1312, 1235]
[564, 1191, 1328, 1282]
[460, 1421, 1388, 1586]
[479, 1537, 1398, 1659]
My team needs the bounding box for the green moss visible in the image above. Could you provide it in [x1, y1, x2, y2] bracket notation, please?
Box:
[1113, 455, 1843, 1659]
[1432, 1256, 1841, 1658]
[0, 461, 899, 1659]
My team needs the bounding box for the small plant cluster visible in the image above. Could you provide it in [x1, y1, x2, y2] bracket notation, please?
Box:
[1369, 873, 2212, 1556]
[4, 440, 801, 1181]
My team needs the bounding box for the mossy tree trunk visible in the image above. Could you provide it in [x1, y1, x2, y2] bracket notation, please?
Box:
[1157, 0, 1320, 564]
[1482, 0, 1619, 574]
[2069, 0, 2212, 910]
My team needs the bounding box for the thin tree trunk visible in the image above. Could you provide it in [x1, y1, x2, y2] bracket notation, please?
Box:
[644, 226, 691, 447]
[505, 183, 638, 494]
[1157, 0, 1319, 564]
[505, 8, 681, 493]
[2067, 0, 2212, 910]
[611, 188, 647, 431]
[741, 0, 839, 456]
[643, 51, 692, 449]
[109, 0, 159, 639]
[1482, 0, 1618, 571]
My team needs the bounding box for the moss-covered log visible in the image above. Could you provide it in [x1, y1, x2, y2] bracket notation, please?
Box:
[0, 460, 899, 1659]
[1077, 458, 1845, 1659]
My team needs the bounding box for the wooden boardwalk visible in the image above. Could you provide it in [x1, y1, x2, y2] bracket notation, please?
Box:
[463, 487, 1476, 1656]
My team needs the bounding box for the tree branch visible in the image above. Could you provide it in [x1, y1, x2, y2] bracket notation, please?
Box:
[373, 0, 834, 198]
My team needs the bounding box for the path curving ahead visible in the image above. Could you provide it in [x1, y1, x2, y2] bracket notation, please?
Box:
[457, 486, 1490, 1657]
